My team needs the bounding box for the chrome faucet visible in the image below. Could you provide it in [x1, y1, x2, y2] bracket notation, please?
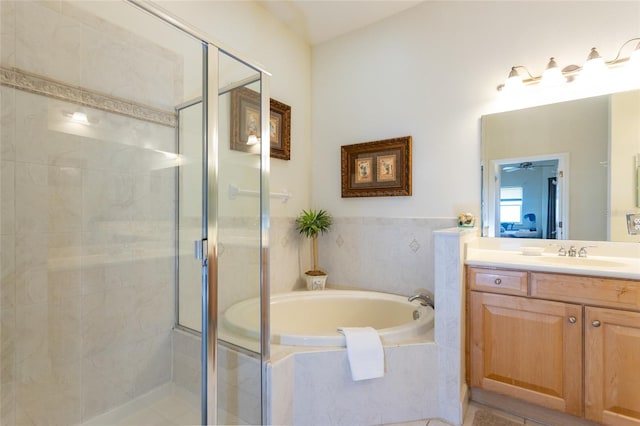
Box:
[557, 246, 567, 256]
[568, 246, 577, 257]
[408, 293, 435, 309]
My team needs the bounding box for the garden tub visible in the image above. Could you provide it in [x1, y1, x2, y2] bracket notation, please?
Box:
[222, 289, 434, 346]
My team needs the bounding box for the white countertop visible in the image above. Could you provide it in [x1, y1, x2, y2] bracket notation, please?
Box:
[465, 247, 640, 280]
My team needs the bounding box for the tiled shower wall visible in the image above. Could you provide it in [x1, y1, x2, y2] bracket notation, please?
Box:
[1, 2, 182, 424]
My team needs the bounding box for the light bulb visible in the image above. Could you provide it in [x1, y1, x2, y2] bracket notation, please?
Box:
[581, 47, 606, 80]
[541, 57, 564, 87]
[503, 67, 523, 91]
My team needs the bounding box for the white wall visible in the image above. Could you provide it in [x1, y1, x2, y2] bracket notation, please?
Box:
[311, 1, 640, 219]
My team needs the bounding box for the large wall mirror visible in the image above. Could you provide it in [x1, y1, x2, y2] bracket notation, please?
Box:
[481, 89, 640, 243]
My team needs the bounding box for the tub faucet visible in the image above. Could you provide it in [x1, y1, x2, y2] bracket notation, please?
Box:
[408, 293, 434, 309]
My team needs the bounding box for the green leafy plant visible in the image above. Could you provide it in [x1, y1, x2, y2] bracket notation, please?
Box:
[295, 209, 332, 275]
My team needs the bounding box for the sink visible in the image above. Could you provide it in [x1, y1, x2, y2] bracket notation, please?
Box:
[533, 256, 625, 268]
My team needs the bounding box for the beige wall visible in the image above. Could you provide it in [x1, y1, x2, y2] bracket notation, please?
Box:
[610, 90, 640, 242]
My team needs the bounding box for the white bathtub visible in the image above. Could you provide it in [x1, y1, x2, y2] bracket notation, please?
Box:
[222, 290, 434, 346]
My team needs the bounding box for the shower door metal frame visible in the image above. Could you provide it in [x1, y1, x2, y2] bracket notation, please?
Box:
[203, 43, 220, 426]
[125, 1, 272, 424]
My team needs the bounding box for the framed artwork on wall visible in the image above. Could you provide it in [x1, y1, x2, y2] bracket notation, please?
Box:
[230, 87, 291, 160]
[341, 136, 412, 197]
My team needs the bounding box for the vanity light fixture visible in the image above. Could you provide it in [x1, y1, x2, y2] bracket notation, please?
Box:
[497, 37, 640, 91]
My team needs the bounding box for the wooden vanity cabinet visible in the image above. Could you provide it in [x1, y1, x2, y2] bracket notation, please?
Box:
[585, 307, 640, 425]
[470, 291, 583, 416]
[468, 266, 640, 425]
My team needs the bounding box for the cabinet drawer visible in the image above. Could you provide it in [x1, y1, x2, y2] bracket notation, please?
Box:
[468, 267, 528, 295]
[531, 273, 640, 311]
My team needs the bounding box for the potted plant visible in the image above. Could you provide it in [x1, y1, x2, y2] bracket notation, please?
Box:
[295, 209, 333, 290]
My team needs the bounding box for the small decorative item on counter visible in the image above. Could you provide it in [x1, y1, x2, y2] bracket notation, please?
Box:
[458, 213, 475, 228]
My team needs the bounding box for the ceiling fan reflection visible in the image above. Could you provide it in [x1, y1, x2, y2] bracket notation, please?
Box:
[502, 161, 557, 172]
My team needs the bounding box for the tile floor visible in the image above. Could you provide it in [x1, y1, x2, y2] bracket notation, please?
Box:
[83, 385, 249, 426]
[388, 402, 547, 426]
[87, 386, 545, 426]
[113, 394, 200, 426]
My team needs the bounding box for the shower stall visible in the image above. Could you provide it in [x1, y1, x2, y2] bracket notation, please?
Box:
[0, 1, 270, 424]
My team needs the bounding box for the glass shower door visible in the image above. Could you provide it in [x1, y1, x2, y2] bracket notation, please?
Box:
[176, 49, 270, 425]
[215, 51, 269, 425]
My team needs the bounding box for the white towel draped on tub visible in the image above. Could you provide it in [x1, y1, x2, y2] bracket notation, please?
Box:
[337, 327, 384, 381]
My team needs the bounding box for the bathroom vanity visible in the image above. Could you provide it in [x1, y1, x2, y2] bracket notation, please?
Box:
[465, 241, 640, 426]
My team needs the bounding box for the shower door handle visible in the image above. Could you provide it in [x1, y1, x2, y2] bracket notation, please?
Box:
[195, 239, 208, 262]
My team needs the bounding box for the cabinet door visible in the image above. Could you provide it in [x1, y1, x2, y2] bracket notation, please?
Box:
[585, 307, 640, 426]
[470, 292, 583, 416]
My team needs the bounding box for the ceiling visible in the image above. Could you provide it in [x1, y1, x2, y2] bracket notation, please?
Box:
[257, 0, 425, 45]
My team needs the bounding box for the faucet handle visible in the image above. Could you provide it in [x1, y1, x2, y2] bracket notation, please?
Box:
[549, 243, 567, 256]
[578, 245, 597, 258]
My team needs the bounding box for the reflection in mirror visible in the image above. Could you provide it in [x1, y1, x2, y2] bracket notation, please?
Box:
[482, 89, 640, 242]
[497, 159, 559, 239]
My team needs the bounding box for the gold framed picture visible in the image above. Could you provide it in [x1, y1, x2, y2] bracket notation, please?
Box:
[230, 87, 291, 160]
[341, 136, 412, 197]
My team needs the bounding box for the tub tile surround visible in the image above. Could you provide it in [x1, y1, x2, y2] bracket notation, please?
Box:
[172, 331, 441, 426]
[285, 343, 440, 425]
[316, 217, 457, 296]
[434, 228, 477, 424]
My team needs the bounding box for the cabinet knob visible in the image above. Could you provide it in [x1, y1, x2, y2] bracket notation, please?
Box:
[592, 320, 601, 327]
[568, 316, 577, 324]
[494, 278, 502, 285]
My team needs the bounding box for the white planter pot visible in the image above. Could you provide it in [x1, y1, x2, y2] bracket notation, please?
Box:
[305, 273, 328, 290]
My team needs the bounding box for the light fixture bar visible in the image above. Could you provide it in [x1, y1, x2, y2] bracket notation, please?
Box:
[497, 36, 640, 91]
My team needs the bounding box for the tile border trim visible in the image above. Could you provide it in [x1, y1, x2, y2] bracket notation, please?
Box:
[0, 66, 177, 127]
